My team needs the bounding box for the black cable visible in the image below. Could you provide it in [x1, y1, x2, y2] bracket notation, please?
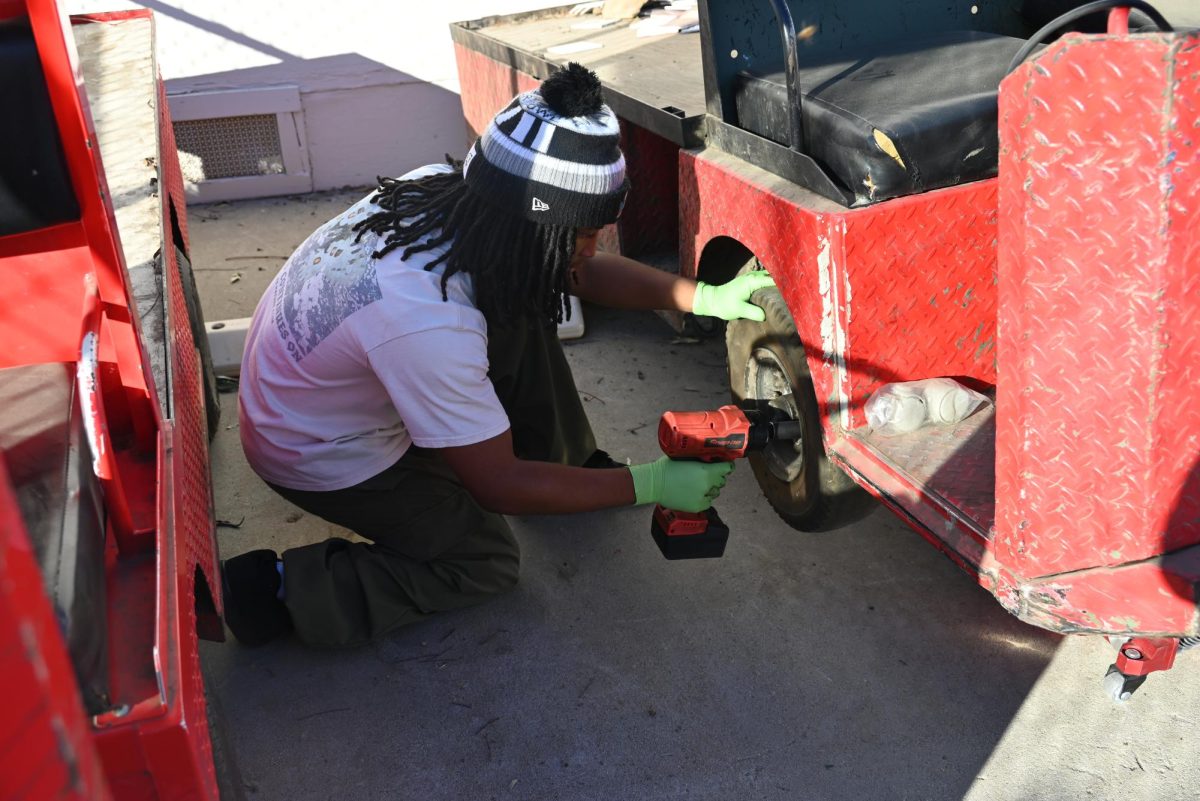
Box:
[1007, 0, 1173, 75]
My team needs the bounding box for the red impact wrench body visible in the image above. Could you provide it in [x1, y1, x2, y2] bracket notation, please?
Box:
[652, 404, 801, 559]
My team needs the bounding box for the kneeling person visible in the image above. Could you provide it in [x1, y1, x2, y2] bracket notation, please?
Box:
[225, 64, 774, 647]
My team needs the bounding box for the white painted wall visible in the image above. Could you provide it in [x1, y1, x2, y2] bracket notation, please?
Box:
[65, 1, 566, 191]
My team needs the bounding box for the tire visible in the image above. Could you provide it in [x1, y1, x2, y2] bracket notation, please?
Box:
[725, 259, 866, 531]
[176, 245, 221, 441]
[204, 674, 249, 800]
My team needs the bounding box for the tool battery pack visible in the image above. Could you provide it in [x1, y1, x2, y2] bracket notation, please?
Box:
[650, 506, 730, 560]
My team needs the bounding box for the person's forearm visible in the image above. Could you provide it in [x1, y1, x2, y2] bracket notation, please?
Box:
[473, 460, 637, 516]
[570, 252, 697, 312]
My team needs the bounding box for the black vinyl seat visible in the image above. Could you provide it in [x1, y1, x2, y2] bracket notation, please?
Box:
[734, 31, 1028, 205]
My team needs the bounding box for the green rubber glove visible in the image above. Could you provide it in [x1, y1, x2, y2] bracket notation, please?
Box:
[691, 270, 776, 322]
[627, 457, 735, 513]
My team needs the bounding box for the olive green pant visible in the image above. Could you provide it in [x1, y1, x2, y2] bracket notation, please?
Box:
[267, 318, 597, 648]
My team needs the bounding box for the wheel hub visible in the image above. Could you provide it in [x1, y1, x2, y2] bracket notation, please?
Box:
[747, 347, 804, 482]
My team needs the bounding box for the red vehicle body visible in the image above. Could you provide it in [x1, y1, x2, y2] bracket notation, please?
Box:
[451, 1, 1200, 699]
[1, 0, 225, 797]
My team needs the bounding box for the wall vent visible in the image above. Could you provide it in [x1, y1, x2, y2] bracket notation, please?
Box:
[167, 86, 311, 202]
[174, 114, 284, 182]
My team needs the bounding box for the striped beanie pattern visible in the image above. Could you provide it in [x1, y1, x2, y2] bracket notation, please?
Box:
[462, 63, 629, 229]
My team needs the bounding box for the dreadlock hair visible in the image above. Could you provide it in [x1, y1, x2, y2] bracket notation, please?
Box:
[351, 157, 577, 328]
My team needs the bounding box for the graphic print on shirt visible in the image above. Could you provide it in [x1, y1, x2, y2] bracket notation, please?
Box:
[272, 198, 383, 361]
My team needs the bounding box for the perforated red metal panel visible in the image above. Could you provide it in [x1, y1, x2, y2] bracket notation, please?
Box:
[159, 78, 218, 613]
[996, 33, 1200, 590]
[160, 72, 220, 799]
[158, 82, 189, 252]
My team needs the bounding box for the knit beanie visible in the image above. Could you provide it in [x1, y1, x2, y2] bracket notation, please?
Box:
[462, 63, 629, 229]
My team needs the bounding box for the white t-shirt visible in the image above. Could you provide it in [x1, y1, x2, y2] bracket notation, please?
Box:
[238, 164, 511, 491]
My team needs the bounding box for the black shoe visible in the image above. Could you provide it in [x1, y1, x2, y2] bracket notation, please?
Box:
[221, 549, 293, 646]
[582, 449, 625, 469]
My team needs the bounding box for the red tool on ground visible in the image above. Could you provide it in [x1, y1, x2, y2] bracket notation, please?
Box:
[652, 403, 801, 560]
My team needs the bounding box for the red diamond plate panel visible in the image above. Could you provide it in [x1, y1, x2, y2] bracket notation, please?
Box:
[849, 404, 997, 538]
[1158, 37, 1200, 557]
[680, 150, 998, 439]
[839, 188, 999, 427]
[996, 34, 1200, 582]
[616, 122, 679, 258]
[1019, 548, 1200, 636]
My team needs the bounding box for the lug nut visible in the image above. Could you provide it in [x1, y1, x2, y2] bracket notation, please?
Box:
[1122, 647, 1143, 660]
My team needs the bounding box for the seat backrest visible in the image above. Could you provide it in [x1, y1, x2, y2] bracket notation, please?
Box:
[700, 0, 1030, 127]
[782, 0, 1027, 62]
[733, 30, 1027, 203]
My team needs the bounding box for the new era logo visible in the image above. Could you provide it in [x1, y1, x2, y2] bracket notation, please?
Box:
[531, 197, 550, 212]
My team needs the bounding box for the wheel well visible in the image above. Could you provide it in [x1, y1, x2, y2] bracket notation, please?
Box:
[718, 242, 816, 406]
[699, 236, 814, 383]
[697, 236, 755, 287]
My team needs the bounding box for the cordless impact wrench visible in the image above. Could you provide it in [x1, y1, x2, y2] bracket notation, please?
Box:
[651, 402, 802, 560]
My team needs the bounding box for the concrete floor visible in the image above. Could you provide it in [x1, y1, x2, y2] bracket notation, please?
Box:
[194, 191, 1200, 801]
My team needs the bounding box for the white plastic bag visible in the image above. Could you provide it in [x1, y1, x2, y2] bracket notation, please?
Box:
[865, 378, 989, 436]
